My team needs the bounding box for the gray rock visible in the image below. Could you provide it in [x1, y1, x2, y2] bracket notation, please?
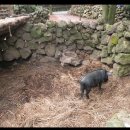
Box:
[82, 33, 90, 40]
[15, 39, 25, 49]
[63, 30, 70, 40]
[100, 46, 108, 58]
[76, 40, 84, 49]
[3, 47, 20, 61]
[82, 59, 91, 65]
[67, 44, 76, 51]
[31, 25, 43, 39]
[101, 56, 113, 65]
[28, 40, 39, 50]
[55, 49, 62, 59]
[90, 50, 101, 60]
[67, 21, 75, 28]
[116, 23, 125, 32]
[46, 20, 56, 28]
[56, 28, 62, 38]
[22, 33, 32, 41]
[60, 51, 82, 66]
[113, 63, 130, 77]
[124, 32, 130, 40]
[101, 35, 110, 45]
[8, 36, 17, 45]
[36, 49, 46, 55]
[70, 28, 77, 34]
[0, 41, 8, 51]
[57, 44, 67, 51]
[96, 25, 104, 31]
[19, 48, 32, 59]
[84, 46, 93, 51]
[114, 53, 130, 65]
[106, 110, 130, 127]
[91, 33, 99, 45]
[116, 38, 130, 53]
[57, 21, 67, 30]
[89, 21, 98, 29]
[82, 22, 90, 28]
[45, 44, 56, 57]
[56, 38, 64, 44]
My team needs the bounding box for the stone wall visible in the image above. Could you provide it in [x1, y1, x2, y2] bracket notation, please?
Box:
[100, 20, 130, 76]
[1, 19, 130, 77]
[69, 5, 129, 22]
[0, 20, 104, 64]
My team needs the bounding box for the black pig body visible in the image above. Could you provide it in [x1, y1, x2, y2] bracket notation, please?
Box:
[79, 69, 108, 99]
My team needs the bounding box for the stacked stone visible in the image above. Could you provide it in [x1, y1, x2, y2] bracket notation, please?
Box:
[69, 5, 129, 22]
[0, 20, 104, 63]
[100, 20, 130, 76]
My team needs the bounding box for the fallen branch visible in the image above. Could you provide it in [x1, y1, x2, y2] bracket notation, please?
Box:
[0, 16, 30, 36]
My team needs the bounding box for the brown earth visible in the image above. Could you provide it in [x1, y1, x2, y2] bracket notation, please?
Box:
[0, 54, 130, 127]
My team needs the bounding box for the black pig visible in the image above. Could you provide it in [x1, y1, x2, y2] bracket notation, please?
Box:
[79, 68, 111, 99]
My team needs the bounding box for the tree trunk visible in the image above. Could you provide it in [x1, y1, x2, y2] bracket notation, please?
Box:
[102, 5, 109, 23]
[49, 5, 52, 15]
[108, 5, 116, 25]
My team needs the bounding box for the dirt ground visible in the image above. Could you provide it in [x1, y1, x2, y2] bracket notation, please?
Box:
[0, 54, 130, 127]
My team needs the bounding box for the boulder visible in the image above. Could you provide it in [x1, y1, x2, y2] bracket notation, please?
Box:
[56, 28, 62, 38]
[67, 44, 76, 51]
[60, 51, 82, 66]
[90, 49, 101, 60]
[57, 44, 67, 51]
[28, 40, 39, 50]
[19, 48, 32, 59]
[116, 23, 125, 32]
[114, 53, 130, 65]
[89, 21, 98, 29]
[101, 35, 110, 45]
[109, 33, 119, 45]
[76, 40, 85, 49]
[106, 110, 130, 127]
[124, 31, 130, 40]
[15, 39, 25, 49]
[3, 47, 20, 61]
[57, 21, 67, 30]
[56, 38, 64, 44]
[55, 49, 62, 59]
[45, 44, 56, 57]
[113, 63, 130, 77]
[96, 25, 104, 31]
[7, 36, 17, 45]
[84, 46, 93, 51]
[82, 33, 90, 40]
[100, 46, 108, 58]
[101, 56, 113, 65]
[46, 20, 56, 28]
[70, 27, 77, 34]
[22, 33, 32, 41]
[115, 38, 130, 53]
[63, 30, 70, 40]
[31, 25, 43, 39]
[36, 49, 46, 55]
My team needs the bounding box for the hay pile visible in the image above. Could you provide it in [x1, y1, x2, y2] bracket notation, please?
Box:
[0, 61, 130, 127]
